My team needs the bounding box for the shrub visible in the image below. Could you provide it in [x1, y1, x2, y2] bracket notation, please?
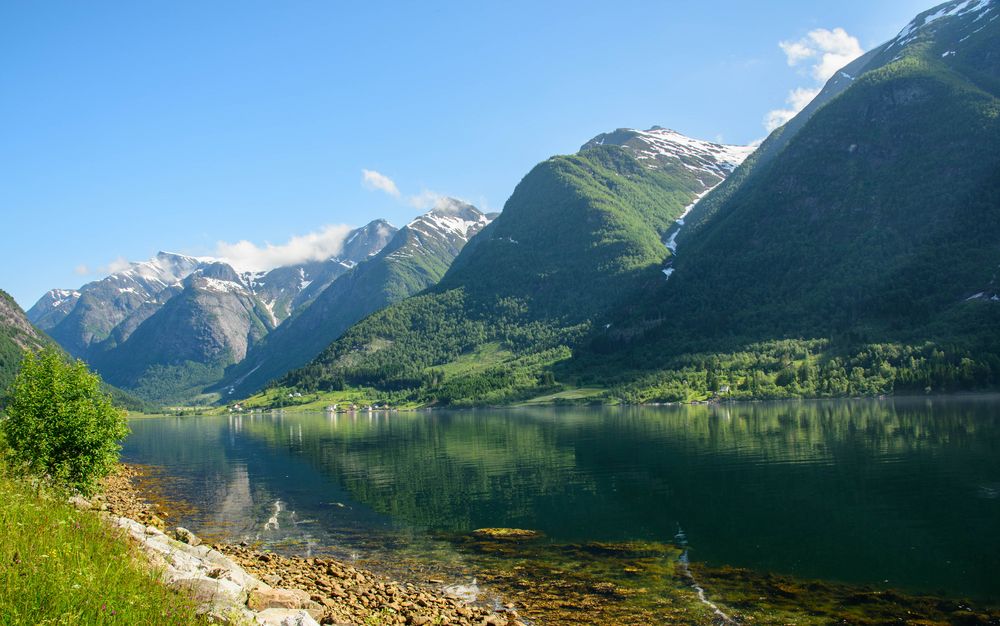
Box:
[2, 347, 128, 495]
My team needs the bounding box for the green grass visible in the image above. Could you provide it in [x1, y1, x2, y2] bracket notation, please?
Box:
[514, 386, 608, 406]
[0, 449, 205, 625]
[237, 385, 423, 412]
[432, 342, 512, 377]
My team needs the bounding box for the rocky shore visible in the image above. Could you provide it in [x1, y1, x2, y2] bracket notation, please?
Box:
[91, 465, 523, 626]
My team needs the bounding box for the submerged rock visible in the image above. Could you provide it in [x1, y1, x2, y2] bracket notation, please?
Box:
[471, 528, 542, 540]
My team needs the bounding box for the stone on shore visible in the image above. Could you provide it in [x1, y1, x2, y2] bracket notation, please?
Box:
[174, 526, 202, 546]
[255, 608, 322, 626]
[249, 587, 323, 619]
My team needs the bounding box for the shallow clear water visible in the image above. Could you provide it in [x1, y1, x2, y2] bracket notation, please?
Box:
[122, 398, 1000, 605]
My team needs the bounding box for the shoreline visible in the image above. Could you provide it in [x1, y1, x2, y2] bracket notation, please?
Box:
[98, 464, 519, 626]
[138, 389, 1000, 418]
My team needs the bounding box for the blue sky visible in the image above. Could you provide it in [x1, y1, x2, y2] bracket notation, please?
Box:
[1, 0, 934, 307]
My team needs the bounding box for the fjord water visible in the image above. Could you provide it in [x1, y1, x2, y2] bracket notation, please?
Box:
[123, 399, 1000, 605]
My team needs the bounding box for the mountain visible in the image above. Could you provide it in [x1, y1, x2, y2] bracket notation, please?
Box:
[28, 221, 395, 356]
[0, 289, 153, 412]
[87, 261, 275, 400]
[279, 130, 753, 404]
[276, 0, 1000, 406]
[0, 289, 54, 393]
[29, 252, 202, 357]
[569, 0, 1000, 400]
[28, 220, 396, 403]
[242, 219, 397, 325]
[219, 200, 492, 398]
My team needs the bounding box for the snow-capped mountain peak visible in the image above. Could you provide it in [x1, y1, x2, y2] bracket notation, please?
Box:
[407, 199, 491, 242]
[887, 0, 996, 50]
[123, 251, 206, 287]
[582, 127, 756, 180]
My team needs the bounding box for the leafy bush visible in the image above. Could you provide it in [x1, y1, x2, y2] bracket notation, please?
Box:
[2, 347, 128, 495]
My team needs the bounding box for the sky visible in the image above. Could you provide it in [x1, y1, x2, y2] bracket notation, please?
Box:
[0, 0, 936, 308]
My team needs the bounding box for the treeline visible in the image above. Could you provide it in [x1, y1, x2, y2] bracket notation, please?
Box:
[608, 339, 1000, 404]
[280, 286, 587, 404]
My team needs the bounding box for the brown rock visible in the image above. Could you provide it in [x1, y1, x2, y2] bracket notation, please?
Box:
[248, 586, 323, 619]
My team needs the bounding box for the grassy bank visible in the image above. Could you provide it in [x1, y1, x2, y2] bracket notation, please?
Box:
[0, 448, 204, 625]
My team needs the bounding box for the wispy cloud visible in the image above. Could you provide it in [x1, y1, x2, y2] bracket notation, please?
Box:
[74, 264, 91, 276]
[765, 27, 864, 132]
[215, 225, 355, 272]
[408, 190, 445, 210]
[361, 169, 400, 197]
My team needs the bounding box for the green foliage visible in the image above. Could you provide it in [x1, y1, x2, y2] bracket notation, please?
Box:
[2, 347, 128, 495]
[100, 383, 161, 414]
[126, 361, 226, 405]
[0, 459, 204, 624]
[602, 339, 1000, 404]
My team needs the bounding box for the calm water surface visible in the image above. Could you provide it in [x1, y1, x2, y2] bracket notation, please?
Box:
[122, 398, 1000, 606]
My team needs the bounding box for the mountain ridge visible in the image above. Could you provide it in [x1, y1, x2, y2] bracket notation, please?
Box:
[219, 199, 492, 398]
[278, 128, 754, 404]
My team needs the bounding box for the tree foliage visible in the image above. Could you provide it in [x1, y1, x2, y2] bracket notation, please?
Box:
[2, 347, 128, 494]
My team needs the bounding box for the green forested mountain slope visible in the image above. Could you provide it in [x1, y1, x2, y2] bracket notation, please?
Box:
[218, 201, 491, 399]
[0, 289, 54, 393]
[280, 132, 752, 404]
[276, 0, 1000, 407]
[568, 0, 1000, 400]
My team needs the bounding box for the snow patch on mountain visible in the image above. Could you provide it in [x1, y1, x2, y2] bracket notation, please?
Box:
[888, 0, 995, 49]
[405, 199, 492, 242]
[49, 289, 81, 309]
[584, 127, 755, 180]
[196, 277, 248, 294]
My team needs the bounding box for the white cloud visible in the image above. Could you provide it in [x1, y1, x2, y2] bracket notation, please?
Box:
[74, 264, 91, 276]
[765, 27, 864, 132]
[214, 224, 355, 272]
[408, 190, 444, 211]
[764, 87, 822, 132]
[778, 28, 865, 81]
[361, 169, 400, 197]
[779, 28, 863, 81]
[103, 257, 131, 274]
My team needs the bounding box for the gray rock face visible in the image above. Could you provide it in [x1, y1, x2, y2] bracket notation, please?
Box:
[110, 515, 319, 626]
[28, 220, 399, 402]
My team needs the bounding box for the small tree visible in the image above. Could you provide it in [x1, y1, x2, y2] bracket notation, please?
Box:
[2, 347, 128, 495]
